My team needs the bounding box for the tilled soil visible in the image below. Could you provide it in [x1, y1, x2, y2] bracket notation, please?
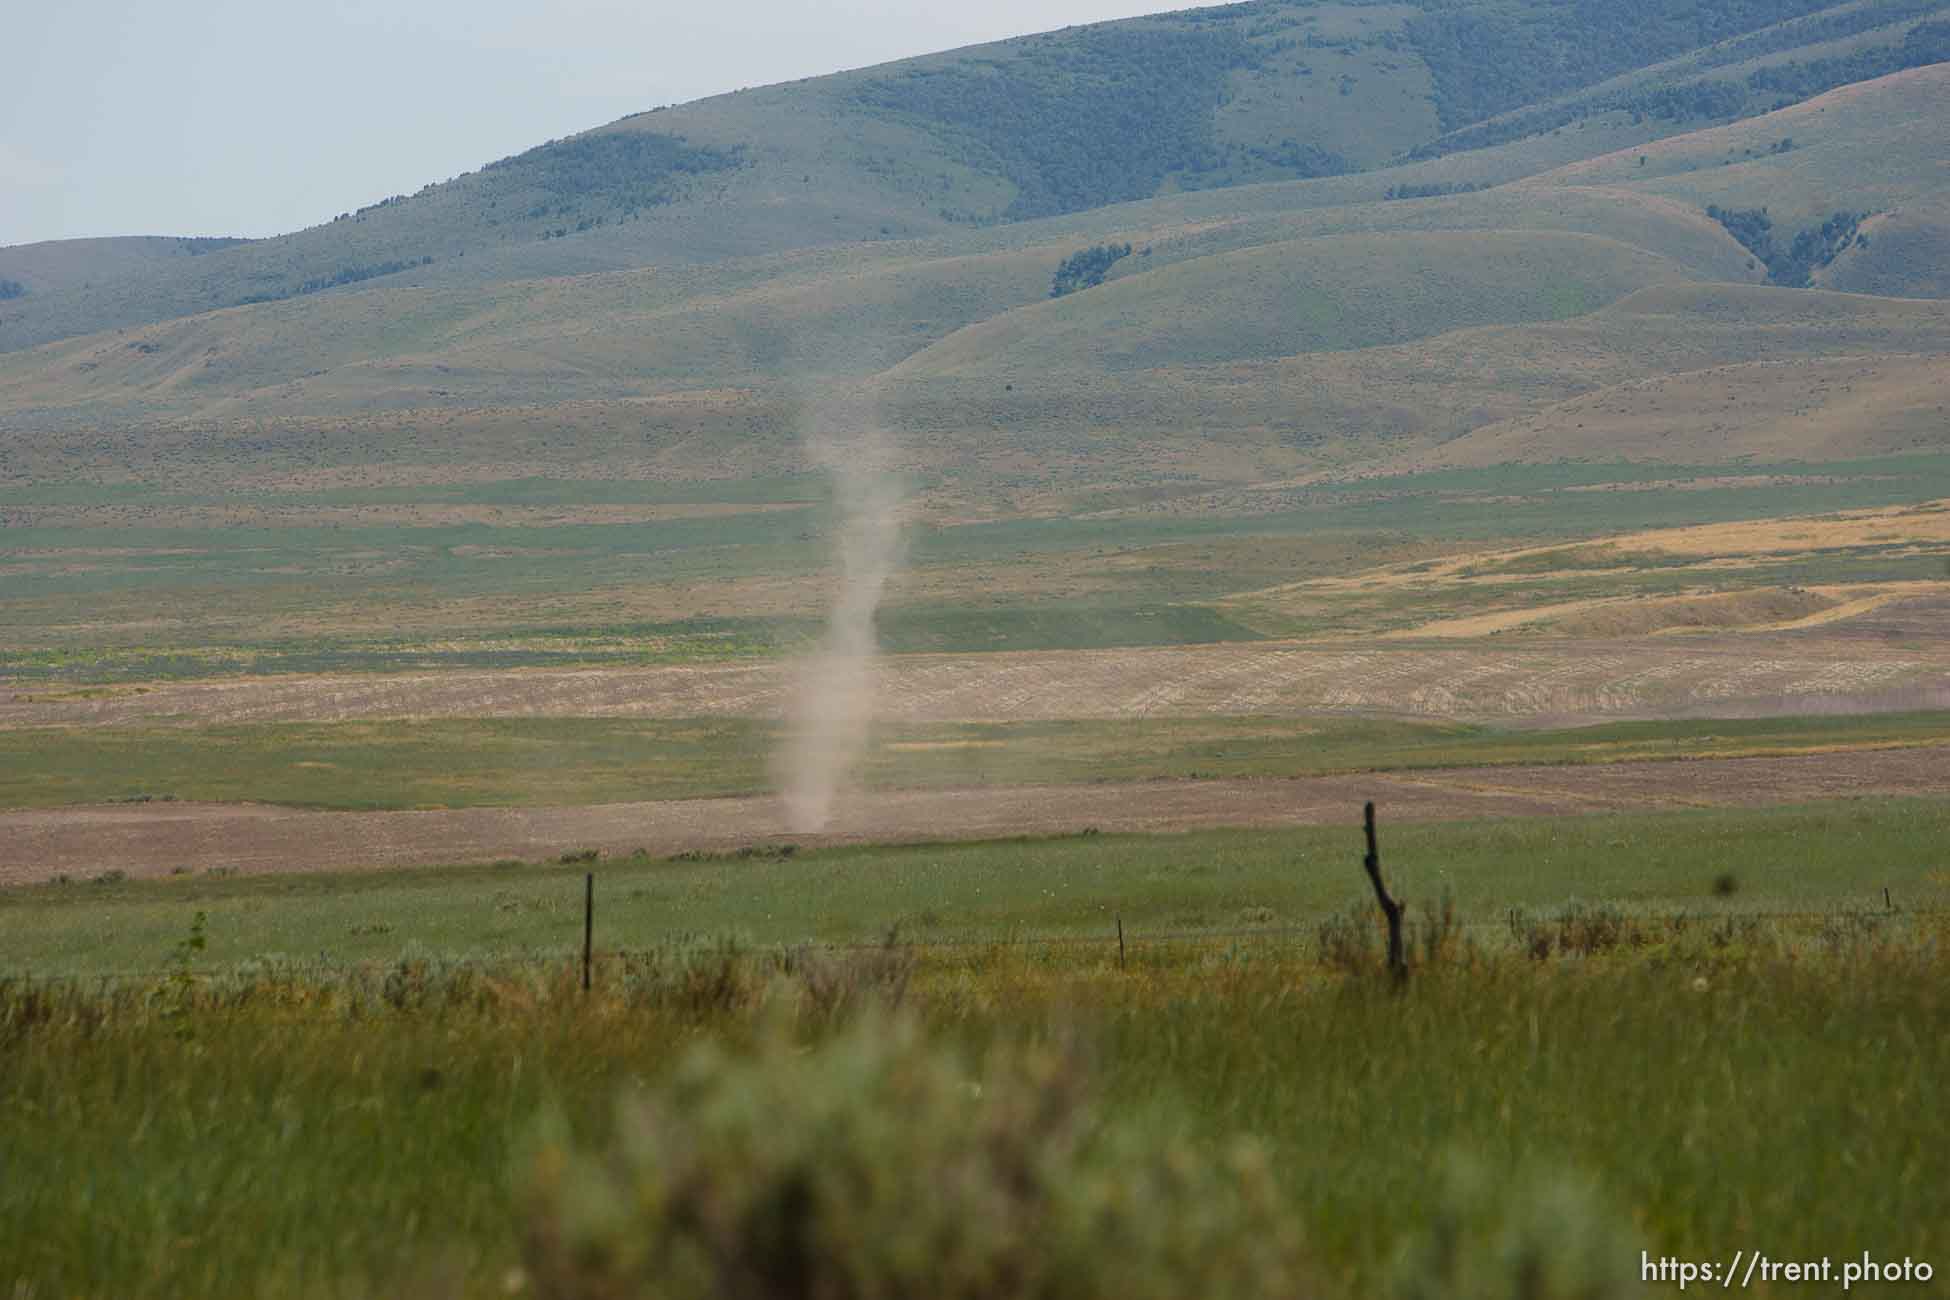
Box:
[4, 746, 1943, 886]
[4, 636, 1948, 730]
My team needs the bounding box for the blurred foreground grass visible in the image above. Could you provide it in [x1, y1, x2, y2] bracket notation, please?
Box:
[3, 914, 1946, 1298]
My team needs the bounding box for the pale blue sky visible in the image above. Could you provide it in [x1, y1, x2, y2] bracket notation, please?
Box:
[3, 1, 1187, 247]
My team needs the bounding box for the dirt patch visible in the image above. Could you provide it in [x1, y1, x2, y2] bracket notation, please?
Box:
[2, 747, 1942, 886]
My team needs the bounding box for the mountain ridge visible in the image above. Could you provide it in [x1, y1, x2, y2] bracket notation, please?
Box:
[6, 0, 1949, 357]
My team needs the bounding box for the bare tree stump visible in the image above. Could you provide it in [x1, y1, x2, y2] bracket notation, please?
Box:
[1362, 802, 1407, 983]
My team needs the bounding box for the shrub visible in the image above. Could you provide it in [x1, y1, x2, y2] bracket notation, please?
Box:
[1317, 903, 1379, 973]
[779, 934, 914, 1021]
[521, 1013, 1312, 1299]
[1553, 902, 1634, 957]
[1390, 1157, 1640, 1300]
[614, 935, 768, 1017]
[1507, 906, 1555, 961]
[1411, 890, 1464, 967]
[1817, 907, 1884, 954]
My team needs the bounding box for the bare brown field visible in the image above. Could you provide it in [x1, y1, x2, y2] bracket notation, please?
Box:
[5, 630, 1947, 730]
[3, 745, 1942, 886]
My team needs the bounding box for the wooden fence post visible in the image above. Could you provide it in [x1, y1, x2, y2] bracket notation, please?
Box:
[583, 872, 594, 993]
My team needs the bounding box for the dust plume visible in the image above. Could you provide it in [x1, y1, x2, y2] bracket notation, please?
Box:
[777, 405, 905, 832]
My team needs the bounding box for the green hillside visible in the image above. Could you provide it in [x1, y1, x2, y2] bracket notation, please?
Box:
[891, 230, 1695, 376]
[6, 0, 1949, 357]
[9, 57, 1945, 451]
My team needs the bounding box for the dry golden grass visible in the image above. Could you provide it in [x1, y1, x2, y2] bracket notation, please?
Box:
[1820, 204, 1950, 299]
[1530, 64, 1950, 230]
[1225, 499, 1950, 641]
[1421, 353, 1950, 467]
[1604, 498, 1950, 556]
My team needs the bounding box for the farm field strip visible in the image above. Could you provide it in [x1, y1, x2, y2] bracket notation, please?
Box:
[2, 712, 1949, 813]
[2, 745, 1944, 886]
[1221, 497, 1950, 637]
[6, 635, 1948, 728]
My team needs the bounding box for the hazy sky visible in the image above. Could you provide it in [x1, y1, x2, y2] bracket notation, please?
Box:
[2, 1, 1199, 249]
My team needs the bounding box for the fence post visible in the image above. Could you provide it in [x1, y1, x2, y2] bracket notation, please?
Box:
[583, 872, 594, 993]
[1117, 916, 1126, 970]
[1362, 802, 1406, 984]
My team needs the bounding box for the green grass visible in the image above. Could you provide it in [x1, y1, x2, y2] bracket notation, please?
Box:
[6, 799, 1945, 976]
[873, 601, 1262, 652]
[2, 712, 1947, 813]
[2, 819, 1946, 1297]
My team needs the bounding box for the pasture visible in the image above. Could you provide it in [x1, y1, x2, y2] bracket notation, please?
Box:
[3, 801, 1948, 1298]
[5, 455, 1950, 672]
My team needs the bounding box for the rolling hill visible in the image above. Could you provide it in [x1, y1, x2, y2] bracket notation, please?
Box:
[4, 59, 1947, 489]
[5, 0, 1949, 359]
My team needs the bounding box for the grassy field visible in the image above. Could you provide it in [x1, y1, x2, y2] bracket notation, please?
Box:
[6, 454, 1950, 669]
[6, 799, 1944, 974]
[3, 712, 1950, 812]
[3, 800, 1947, 1297]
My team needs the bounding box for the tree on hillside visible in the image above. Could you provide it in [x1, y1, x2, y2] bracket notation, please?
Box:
[1051, 243, 1133, 297]
[1706, 205, 1865, 285]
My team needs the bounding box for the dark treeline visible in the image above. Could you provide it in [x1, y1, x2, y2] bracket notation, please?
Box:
[1051, 243, 1133, 297]
[1413, 74, 1749, 160]
[851, 25, 1343, 221]
[1690, 0, 1950, 73]
[1384, 180, 1485, 200]
[1405, 0, 1844, 133]
[484, 132, 745, 218]
[1413, 4, 1950, 162]
[1746, 17, 1950, 99]
[235, 256, 436, 307]
[1707, 205, 1867, 286]
[176, 237, 252, 257]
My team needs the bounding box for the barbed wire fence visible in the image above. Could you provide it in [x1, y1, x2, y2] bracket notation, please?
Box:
[12, 895, 1944, 989]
